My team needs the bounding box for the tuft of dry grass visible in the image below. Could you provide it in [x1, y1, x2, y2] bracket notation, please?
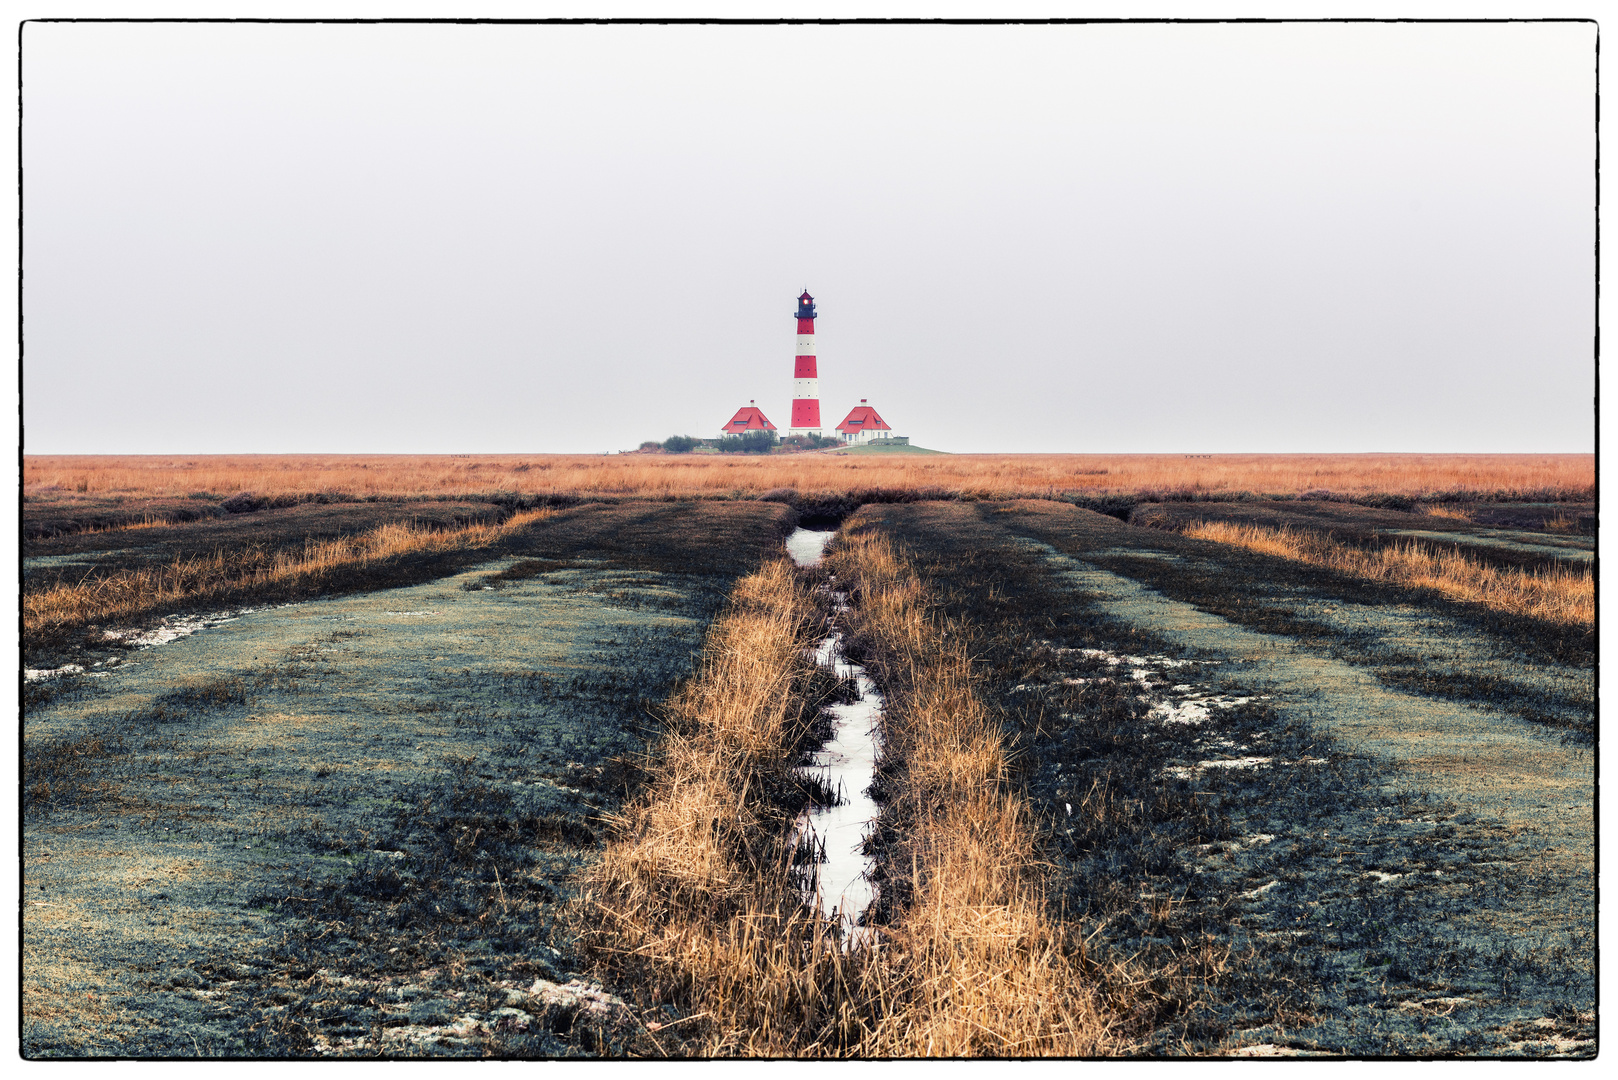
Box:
[70, 514, 179, 535]
[23, 452, 1595, 502]
[1184, 520, 1593, 627]
[23, 508, 554, 636]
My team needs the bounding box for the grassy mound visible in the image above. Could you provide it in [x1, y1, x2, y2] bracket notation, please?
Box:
[822, 443, 946, 455]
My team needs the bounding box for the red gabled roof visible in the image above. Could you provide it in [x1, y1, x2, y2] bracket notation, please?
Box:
[722, 404, 777, 433]
[835, 403, 891, 434]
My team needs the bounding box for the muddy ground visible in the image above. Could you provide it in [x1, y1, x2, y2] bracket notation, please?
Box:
[848, 500, 1594, 1056]
[22, 500, 794, 1057]
[22, 495, 1596, 1058]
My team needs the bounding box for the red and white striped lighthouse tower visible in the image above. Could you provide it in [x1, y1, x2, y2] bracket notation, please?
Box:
[787, 289, 822, 437]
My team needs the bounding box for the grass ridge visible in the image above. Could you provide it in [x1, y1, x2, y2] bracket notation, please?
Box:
[1182, 520, 1592, 627]
[23, 509, 555, 636]
[827, 528, 1124, 1056]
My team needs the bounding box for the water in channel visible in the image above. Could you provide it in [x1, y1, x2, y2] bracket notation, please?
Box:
[785, 528, 882, 946]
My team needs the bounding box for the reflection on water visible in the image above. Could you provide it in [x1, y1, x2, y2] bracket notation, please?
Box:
[784, 529, 836, 567]
[786, 527, 881, 946]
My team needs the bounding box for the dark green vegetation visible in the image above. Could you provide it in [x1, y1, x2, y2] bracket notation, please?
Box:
[782, 434, 844, 450]
[642, 433, 842, 452]
[716, 431, 778, 454]
[22, 501, 796, 1058]
[845, 501, 1593, 1056]
[659, 435, 703, 453]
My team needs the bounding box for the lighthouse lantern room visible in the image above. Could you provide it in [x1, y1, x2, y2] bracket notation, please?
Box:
[787, 290, 822, 437]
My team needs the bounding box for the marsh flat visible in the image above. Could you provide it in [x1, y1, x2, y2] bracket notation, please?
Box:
[24, 558, 713, 1056]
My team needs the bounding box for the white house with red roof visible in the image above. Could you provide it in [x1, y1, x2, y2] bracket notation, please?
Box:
[835, 400, 893, 445]
[721, 400, 777, 436]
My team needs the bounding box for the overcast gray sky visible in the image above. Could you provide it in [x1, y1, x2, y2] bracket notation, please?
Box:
[21, 19, 1595, 454]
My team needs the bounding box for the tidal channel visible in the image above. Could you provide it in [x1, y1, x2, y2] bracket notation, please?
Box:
[785, 528, 882, 946]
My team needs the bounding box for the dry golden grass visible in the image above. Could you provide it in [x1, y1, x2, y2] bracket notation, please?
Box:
[826, 532, 1121, 1056]
[78, 514, 178, 533]
[23, 452, 1594, 500]
[24, 509, 553, 635]
[577, 560, 873, 1056]
[580, 543, 1128, 1056]
[1184, 520, 1593, 627]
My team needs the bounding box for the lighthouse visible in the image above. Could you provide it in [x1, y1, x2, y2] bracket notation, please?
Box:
[787, 290, 822, 438]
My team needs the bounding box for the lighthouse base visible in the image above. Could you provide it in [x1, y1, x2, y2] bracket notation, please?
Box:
[786, 428, 824, 439]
